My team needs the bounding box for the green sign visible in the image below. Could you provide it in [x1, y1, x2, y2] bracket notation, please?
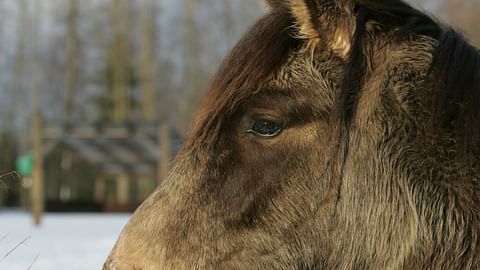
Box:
[16, 152, 33, 177]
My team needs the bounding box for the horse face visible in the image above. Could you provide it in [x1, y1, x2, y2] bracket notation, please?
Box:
[105, 9, 345, 270]
[105, 0, 480, 269]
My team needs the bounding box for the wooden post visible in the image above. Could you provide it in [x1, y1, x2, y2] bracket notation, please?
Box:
[137, 175, 152, 201]
[31, 103, 44, 225]
[116, 174, 129, 205]
[0, 187, 4, 208]
[158, 123, 172, 185]
[95, 175, 106, 202]
[30, 0, 45, 226]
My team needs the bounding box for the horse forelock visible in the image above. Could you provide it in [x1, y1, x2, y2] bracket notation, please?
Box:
[183, 7, 300, 151]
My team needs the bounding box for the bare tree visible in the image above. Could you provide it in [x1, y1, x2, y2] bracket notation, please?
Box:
[139, 0, 157, 122]
[110, 0, 132, 123]
[223, 0, 234, 43]
[6, 0, 28, 130]
[178, 0, 200, 133]
[64, 0, 80, 123]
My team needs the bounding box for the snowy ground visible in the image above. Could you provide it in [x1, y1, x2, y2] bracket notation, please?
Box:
[0, 210, 131, 270]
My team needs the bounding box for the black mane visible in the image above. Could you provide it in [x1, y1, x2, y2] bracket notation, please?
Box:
[431, 29, 480, 152]
[346, 0, 480, 154]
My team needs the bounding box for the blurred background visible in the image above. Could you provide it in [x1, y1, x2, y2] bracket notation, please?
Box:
[0, 0, 478, 269]
[0, 0, 264, 213]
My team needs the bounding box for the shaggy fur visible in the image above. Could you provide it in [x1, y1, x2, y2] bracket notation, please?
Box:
[104, 0, 480, 269]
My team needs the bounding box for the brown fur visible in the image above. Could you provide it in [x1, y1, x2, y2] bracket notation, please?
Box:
[104, 0, 480, 269]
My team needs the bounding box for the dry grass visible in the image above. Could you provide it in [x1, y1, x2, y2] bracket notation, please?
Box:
[0, 171, 22, 191]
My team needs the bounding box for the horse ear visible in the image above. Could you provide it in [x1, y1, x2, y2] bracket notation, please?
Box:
[288, 0, 355, 58]
[263, 0, 285, 9]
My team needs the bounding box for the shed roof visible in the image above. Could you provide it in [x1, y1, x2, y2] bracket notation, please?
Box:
[43, 125, 181, 175]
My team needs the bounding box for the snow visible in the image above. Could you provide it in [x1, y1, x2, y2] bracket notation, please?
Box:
[0, 210, 130, 270]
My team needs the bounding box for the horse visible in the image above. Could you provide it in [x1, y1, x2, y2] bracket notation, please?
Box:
[104, 0, 480, 269]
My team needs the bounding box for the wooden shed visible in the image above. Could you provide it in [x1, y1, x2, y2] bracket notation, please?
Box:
[41, 124, 180, 212]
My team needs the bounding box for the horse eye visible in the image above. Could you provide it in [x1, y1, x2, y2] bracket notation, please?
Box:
[248, 119, 283, 138]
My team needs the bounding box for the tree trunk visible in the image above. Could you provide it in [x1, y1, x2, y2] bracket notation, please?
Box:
[179, 0, 199, 134]
[64, 0, 80, 123]
[140, 0, 157, 122]
[111, 0, 131, 123]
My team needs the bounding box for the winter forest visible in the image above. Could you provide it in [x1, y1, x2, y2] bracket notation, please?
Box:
[0, 0, 264, 152]
[0, 0, 479, 211]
